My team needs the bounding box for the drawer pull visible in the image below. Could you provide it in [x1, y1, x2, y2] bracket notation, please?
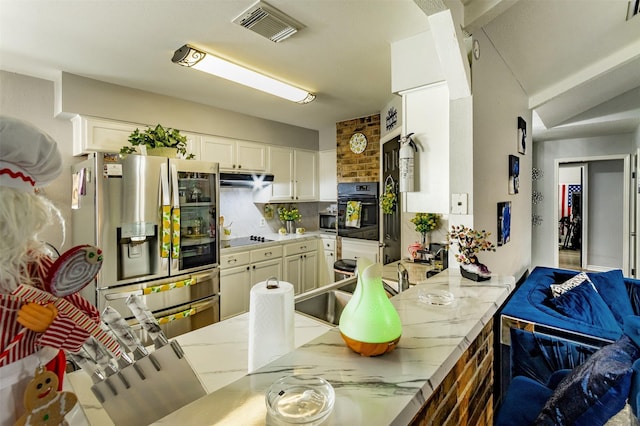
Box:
[228, 258, 238, 264]
[264, 251, 272, 257]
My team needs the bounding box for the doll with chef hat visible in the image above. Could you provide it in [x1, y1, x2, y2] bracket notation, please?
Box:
[0, 116, 102, 424]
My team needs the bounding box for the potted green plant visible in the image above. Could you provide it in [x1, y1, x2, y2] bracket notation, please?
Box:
[120, 124, 194, 158]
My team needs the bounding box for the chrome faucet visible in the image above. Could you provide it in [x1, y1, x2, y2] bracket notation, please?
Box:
[397, 263, 410, 293]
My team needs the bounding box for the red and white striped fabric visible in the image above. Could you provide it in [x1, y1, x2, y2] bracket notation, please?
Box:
[0, 257, 101, 367]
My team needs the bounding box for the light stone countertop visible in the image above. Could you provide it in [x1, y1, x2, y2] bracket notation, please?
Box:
[220, 231, 327, 254]
[381, 259, 438, 286]
[153, 270, 515, 425]
[65, 313, 332, 426]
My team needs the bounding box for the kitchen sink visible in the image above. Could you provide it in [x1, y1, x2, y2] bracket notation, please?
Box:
[294, 278, 403, 326]
[295, 289, 353, 326]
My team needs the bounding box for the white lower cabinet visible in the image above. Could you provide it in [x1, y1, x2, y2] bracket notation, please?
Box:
[319, 236, 336, 286]
[219, 246, 283, 320]
[341, 238, 380, 264]
[283, 240, 318, 295]
[220, 263, 251, 320]
[250, 258, 283, 288]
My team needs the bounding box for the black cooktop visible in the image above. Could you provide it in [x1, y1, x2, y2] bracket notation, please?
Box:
[221, 235, 274, 249]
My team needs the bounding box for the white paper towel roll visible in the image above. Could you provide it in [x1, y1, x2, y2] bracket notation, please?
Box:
[248, 279, 295, 373]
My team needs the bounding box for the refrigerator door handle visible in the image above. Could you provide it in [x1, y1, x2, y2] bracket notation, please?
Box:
[160, 163, 171, 260]
[170, 163, 181, 267]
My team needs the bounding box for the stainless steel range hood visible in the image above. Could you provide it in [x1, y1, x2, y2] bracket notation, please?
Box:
[219, 172, 274, 187]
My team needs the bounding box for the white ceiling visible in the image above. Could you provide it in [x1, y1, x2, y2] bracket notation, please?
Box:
[1, 0, 639, 140]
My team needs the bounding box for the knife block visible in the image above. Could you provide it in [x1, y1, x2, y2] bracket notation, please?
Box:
[90, 340, 206, 425]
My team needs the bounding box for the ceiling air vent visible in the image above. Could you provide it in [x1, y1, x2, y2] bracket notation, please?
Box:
[232, 1, 304, 43]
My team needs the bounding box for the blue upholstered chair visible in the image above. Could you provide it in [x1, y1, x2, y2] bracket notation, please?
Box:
[496, 317, 640, 425]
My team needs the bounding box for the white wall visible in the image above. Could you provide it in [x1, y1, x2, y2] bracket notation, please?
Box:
[469, 30, 532, 280]
[532, 133, 635, 267]
[0, 71, 79, 252]
[59, 73, 319, 150]
[219, 189, 319, 237]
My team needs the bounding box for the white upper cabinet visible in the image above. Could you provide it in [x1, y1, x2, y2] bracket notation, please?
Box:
[268, 147, 318, 202]
[72, 115, 138, 156]
[318, 149, 337, 201]
[269, 146, 295, 200]
[294, 149, 318, 201]
[200, 135, 266, 172]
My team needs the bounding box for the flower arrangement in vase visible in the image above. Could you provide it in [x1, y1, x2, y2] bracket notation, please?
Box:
[410, 213, 440, 247]
[278, 205, 302, 234]
[446, 225, 496, 281]
[120, 124, 194, 158]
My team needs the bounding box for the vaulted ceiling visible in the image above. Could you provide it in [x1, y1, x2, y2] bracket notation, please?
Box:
[1, 0, 638, 140]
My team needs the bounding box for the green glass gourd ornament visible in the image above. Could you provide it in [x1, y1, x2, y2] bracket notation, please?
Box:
[338, 257, 402, 356]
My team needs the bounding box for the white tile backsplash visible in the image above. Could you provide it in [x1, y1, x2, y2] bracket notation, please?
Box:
[219, 187, 321, 236]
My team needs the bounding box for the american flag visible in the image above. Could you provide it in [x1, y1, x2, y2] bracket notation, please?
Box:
[559, 184, 581, 218]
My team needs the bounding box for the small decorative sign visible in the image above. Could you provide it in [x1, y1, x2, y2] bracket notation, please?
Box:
[386, 107, 398, 132]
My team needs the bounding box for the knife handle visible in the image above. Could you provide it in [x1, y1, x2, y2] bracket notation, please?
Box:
[102, 306, 149, 358]
[125, 295, 169, 348]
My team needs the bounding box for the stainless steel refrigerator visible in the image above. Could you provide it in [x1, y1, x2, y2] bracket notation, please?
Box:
[71, 153, 220, 344]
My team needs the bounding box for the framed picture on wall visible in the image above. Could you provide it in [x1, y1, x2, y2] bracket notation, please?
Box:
[517, 116, 527, 155]
[509, 155, 520, 194]
[497, 201, 511, 246]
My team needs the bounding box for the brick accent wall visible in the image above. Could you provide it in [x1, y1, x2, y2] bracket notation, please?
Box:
[336, 115, 380, 183]
[409, 319, 494, 426]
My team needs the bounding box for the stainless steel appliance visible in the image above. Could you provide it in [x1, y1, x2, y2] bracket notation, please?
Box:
[319, 212, 337, 233]
[71, 153, 220, 344]
[337, 182, 379, 241]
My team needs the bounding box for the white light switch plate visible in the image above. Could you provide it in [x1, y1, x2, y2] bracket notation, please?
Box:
[451, 193, 468, 214]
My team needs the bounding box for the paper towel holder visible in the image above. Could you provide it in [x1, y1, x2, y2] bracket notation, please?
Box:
[266, 276, 280, 289]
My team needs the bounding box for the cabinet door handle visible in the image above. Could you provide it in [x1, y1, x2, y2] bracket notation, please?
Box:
[252, 265, 256, 269]
[246, 266, 250, 270]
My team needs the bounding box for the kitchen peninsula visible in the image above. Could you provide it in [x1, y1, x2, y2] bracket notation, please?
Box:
[65, 270, 514, 425]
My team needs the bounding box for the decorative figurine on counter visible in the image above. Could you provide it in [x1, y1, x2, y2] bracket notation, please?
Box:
[339, 257, 402, 356]
[0, 116, 103, 425]
[15, 366, 78, 426]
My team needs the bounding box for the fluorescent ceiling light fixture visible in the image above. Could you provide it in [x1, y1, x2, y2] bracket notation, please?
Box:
[172, 44, 315, 104]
